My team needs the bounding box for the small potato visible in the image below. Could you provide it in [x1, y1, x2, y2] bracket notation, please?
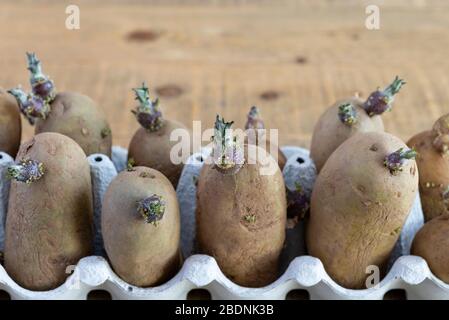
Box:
[407, 114, 449, 221]
[5, 132, 93, 291]
[411, 214, 449, 283]
[310, 77, 405, 172]
[0, 88, 21, 157]
[310, 98, 384, 172]
[102, 167, 181, 287]
[244, 106, 286, 170]
[35, 92, 112, 157]
[128, 83, 190, 187]
[307, 131, 418, 289]
[128, 119, 188, 187]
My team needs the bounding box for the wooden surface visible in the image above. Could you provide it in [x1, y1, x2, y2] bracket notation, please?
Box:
[1, 0, 449, 149]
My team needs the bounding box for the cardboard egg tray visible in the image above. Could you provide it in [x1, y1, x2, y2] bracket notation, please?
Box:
[0, 146, 447, 300]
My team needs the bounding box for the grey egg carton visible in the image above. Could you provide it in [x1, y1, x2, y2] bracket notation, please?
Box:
[0, 146, 447, 300]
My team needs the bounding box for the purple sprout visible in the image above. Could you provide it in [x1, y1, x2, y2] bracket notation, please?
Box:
[131, 83, 164, 132]
[212, 115, 245, 174]
[384, 148, 417, 175]
[287, 182, 310, 219]
[245, 106, 265, 130]
[26, 52, 56, 102]
[136, 194, 166, 226]
[338, 103, 357, 126]
[8, 87, 50, 125]
[363, 76, 406, 116]
[7, 159, 45, 184]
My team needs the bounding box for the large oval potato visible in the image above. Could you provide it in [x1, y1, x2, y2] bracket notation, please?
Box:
[411, 214, 449, 283]
[310, 97, 384, 172]
[0, 88, 21, 157]
[35, 92, 112, 157]
[128, 119, 188, 187]
[102, 166, 181, 287]
[197, 144, 286, 287]
[307, 131, 418, 289]
[5, 132, 93, 291]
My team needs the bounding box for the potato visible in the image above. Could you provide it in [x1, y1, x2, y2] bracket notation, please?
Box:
[307, 131, 418, 289]
[0, 88, 21, 157]
[102, 166, 181, 287]
[310, 77, 405, 172]
[411, 214, 449, 283]
[407, 114, 449, 221]
[244, 106, 286, 170]
[4, 132, 93, 290]
[128, 83, 189, 187]
[196, 116, 286, 287]
[35, 92, 112, 157]
[8, 53, 112, 157]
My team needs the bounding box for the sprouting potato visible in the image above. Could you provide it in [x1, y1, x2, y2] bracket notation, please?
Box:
[244, 106, 286, 170]
[8, 52, 112, 157]
[102, 166, 181, 287]
[307, 131, 418, 289]
[4, 132, 93, 290]
[128, 83, 190, 187]
[196, 115, 286, 287]
[310, 77, 405, 172]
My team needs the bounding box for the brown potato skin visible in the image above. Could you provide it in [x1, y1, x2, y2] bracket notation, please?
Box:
[0, 88, 21, 157]
[5, 132, 93, 291]
[411, 214, 449, 283]
[307, 132, 418, 289]
[196, 145, 286, 287]
[128, 119, 189, 187]
[407, 131, 449, 221]
[310, 97, 384, 172]
[35, 92, 112, 157]
[102, 167, 181, 287]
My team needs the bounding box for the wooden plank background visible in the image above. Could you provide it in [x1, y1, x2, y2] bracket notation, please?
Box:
[1, 0, 449, 149]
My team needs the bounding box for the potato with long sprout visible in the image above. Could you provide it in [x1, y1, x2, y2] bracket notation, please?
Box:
[9, 52, 112, 157]
[128, 83, 189, 187]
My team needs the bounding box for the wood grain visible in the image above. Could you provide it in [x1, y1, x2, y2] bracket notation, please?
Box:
[1, 0, 448, 149]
